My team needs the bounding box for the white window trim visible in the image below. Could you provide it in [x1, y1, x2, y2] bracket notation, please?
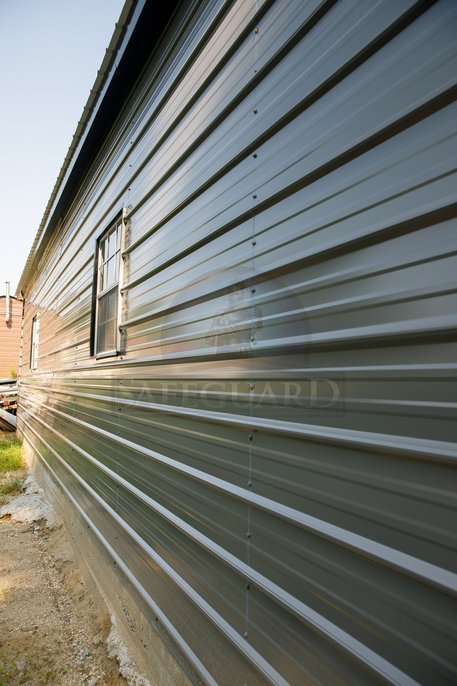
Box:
[30, 315, 40, 370]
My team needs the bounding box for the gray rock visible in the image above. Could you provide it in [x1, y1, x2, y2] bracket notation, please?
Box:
[74, 645, 92, 665]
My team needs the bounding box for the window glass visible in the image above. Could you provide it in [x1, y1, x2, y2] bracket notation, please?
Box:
[108, 229, 117, 259]
[96, 290, 118, 353]
[100, 236, 107, 263]
[105, 257, 115, 289]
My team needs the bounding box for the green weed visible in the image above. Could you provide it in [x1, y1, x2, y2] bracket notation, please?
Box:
[0, 440, 24, 473]
[0, 476, 22, 496]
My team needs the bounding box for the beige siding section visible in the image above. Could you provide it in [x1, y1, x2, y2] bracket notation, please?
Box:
[0, 297, 22, 378]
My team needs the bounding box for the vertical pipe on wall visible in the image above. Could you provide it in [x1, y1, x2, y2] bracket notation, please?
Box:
[5, 282, 11, 324]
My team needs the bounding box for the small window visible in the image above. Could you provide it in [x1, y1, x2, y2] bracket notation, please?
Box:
[94, 217, 123, 357]
[30, 315, 40, 370]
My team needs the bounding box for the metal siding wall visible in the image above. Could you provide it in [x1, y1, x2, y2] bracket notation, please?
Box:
[18, 1, 457, 684]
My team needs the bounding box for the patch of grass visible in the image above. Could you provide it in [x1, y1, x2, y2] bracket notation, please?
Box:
[0, 651, 13, 686]
[0, 651, 57, 686]
[0, 476, 22, 496]
[0, 440, 24, 473]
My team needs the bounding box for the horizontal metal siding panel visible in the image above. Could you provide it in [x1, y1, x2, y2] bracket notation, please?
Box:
[22, 388, 448, 683]
[125, 0, 444, 262]
[18, 1, 457, 684]
[20, 419, 267, 686]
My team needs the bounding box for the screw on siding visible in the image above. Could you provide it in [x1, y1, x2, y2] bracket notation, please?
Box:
[249, 384, 255, 390]
[246, 533, 251, 538]
[247, 481, 252, 488]
[254, 27, 259, 34]
[244, 632, 248, 638]
[252, 194, 257, 199]
[253, 153, 257, 159]
[253, 109, 258, 114]
[246, 583, 250, 590]
[248, 434, 253, 441]
[251, 288, 256, 294]
[252, 240, 256, 246]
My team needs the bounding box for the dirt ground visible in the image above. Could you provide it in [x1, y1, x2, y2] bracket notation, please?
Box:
[0, 480, 129, 685]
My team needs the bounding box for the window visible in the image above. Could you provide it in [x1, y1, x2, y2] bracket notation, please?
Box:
[30, 315, 40, 370]
[94, 216, 123, 356]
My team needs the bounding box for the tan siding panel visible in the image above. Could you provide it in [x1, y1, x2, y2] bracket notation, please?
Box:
[0, 297, 22, 377]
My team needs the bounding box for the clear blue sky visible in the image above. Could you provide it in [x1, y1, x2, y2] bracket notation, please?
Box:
[0, 0, 125, 295]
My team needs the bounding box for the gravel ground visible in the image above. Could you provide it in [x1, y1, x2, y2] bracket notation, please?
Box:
[0, 490, 129, 685]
